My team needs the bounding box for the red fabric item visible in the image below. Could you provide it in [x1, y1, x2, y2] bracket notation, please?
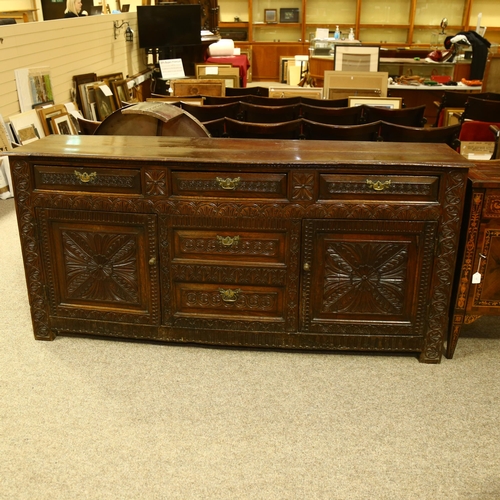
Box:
[205, 55, 250, 87]
[459, 120, 500, 142]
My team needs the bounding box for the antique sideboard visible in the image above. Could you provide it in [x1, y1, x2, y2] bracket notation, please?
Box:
[447, 162, 500, 358]
[10, 135, 469, 363]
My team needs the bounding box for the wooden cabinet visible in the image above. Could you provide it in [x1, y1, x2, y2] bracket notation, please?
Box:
[10, 135, 468, 363]
[447, 163, 500, 358]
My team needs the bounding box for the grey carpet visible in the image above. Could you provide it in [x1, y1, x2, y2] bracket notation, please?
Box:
[1, 197, 499, 500]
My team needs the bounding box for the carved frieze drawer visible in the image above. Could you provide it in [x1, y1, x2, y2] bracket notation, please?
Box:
[172, 229, 287, 264]
[173, 283, 285, 320]
[33, 165, 142, 194]
[483, 190, 500, 218]
[170, 171, 287, 199]
[318, 174, 439, 202]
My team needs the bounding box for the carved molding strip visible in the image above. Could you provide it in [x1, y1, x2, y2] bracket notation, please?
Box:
[11, 159, 53, 340]
[177, 178, 282, 193]
[31, 192, 442, 221]
[422, 169, 467, 362]
[171, 264, 287, 286]
[39, 172, 135, 188]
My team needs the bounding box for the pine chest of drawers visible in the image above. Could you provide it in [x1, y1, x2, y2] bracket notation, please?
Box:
[10, 135, 469, 363]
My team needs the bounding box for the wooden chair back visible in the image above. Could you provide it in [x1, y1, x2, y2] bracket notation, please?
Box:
[181, 101, 241, 121]
[202, 95, 253, 105]
[224, 118, 304, 139]
[362, 105, 426, 127]
[249, 95, 302, 106]
[302, 119, 381, 141]
[461, 97, 500, 123]
[202, 118, 226, 138]
[77, 117, 101, 135]
[239, 102, 301, 123]
[300, 104, 363, 125]
[379, 121, 461, 148]
[300, 97, 348, 107]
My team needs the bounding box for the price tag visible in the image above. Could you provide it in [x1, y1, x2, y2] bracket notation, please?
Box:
[472, 272, 481, 284]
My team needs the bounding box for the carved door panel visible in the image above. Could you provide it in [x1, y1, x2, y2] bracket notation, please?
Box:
[301, 219, 438, 336]
[163, 215, 300, 332]
[467, 221, 500, 315]
[38, 209, 160, 325]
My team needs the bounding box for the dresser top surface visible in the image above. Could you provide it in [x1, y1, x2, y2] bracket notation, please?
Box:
[10, 135, 469, 169]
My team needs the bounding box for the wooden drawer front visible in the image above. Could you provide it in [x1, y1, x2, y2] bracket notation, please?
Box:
[174, 283, 285, 320]
[171, 171, 287, 199]
[172, 229, 287, 264]
[319, 174, 439, 202]
[483, 190, 500, 218]
[33, 165, 142, 194]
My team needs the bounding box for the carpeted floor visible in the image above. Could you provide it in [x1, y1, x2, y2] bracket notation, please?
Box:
[1, 196, 499, 500]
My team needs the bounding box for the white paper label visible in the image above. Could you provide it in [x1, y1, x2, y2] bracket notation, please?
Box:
[472, 272, 481, 284]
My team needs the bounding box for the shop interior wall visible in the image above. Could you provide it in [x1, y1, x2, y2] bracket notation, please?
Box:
[0, 12, 146, 119]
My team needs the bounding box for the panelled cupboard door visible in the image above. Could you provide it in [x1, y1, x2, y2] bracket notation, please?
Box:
[468, 220, 500, 315]
[37, 208, 161, 326]
[300, 219, 438, 336]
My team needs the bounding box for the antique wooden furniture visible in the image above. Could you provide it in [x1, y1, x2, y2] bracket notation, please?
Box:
[447, 162, 500, 358]
[300, 104, 363, 125]
[301, 120, 381, 141]
[10, 136, 469, 363]
[361, 105, 427, 127]
[378, 122, 461, 148]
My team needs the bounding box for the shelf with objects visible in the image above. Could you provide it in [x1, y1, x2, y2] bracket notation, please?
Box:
[216, 0, 499, 82]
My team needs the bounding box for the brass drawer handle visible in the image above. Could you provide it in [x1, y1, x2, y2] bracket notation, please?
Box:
[219, 288, 241, 303]
[216, 176, 241, 190]
[217, 235, 240, 247]
[366, 179, 391, 191]
[74, 170, 97, 183]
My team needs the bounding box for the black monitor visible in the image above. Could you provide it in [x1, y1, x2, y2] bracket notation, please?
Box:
[137, 5, 201, 50]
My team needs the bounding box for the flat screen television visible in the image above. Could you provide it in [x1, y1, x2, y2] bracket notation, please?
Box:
[137, 5, 201, 49]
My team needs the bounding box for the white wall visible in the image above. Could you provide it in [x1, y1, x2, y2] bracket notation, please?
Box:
[0, 12, 147, 119]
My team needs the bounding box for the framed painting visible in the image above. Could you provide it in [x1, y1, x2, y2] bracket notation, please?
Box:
[264, 9, 277, 23]
[93, 84, 116, 121]
[111, 79, 132, 107]
[9, 109, 46, 145]
[51, 114, 77, 135]
[280, 8, 299, 23]
[36, 104, 67, 135]
[348, 96, 402, 109]
[334, 45, 381, 72]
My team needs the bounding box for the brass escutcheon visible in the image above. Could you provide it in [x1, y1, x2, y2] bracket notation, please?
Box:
[219, 288, 241, 302]
[216, 176, 241, 190]
[74, 170, 97, 183]
[366, 179, 392, 191]
[217, 235, 240, 247]
[303, 262, 311, 271]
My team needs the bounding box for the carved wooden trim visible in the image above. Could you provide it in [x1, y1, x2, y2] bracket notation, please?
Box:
[421, 169, 467, 362]
[11, 159, 53, 340]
